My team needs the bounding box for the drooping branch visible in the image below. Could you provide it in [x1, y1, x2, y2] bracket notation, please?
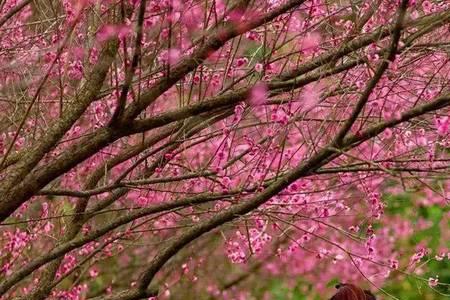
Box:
[102, 93, 450, 300]
[0, 0, 308, 224]
[1, 0, 450, 298]
[0, 190, 241, 295]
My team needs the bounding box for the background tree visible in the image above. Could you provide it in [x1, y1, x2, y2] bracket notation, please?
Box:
[0, 0, 449, 299]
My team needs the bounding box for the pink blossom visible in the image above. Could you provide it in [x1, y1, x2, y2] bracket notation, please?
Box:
[227, 8, 245, 23]
[248, 82, 268, 106]
[428, 276, 439, 287]
[167, 48, 181, 65]
[246, 31, 260, 41]
[389, 259, 399, 269]
[236, 57, 248, 67]
[97, 25, 118, 42]
[301, 32, 321, 51]
[383, 128, 393, 139]
[300, 83, 321, 110]
[422, 1, 433, 13]
[183, 5, 202, 29]
[97, 24, 131, 42]
[89, 268, 99, 278]
[411, 248, 428, 264]
[435, 116, 449, 135]
[234, 104, 245, 121]
[254, 63, 264, 73]
[117, 25, 132, 40]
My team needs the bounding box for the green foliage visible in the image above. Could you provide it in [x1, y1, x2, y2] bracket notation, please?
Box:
[383, 192, 449, 299]
[266, 279, 318, 300]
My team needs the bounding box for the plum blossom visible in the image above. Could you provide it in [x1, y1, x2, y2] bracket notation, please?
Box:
[301, 32, 321, 52]
[97, 24, 132, 42]
[428, 276, 439, 287]
[300, 83, 321, 110]
[248, 82, 268, 106]
[435, 116, 449, 135]
[254, 63, 264, 73]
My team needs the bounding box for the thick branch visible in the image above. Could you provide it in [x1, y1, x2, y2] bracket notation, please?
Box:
[0, 37, 121, 221]
[109, 93, 450, 300]
[0, 191, 238, 295]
